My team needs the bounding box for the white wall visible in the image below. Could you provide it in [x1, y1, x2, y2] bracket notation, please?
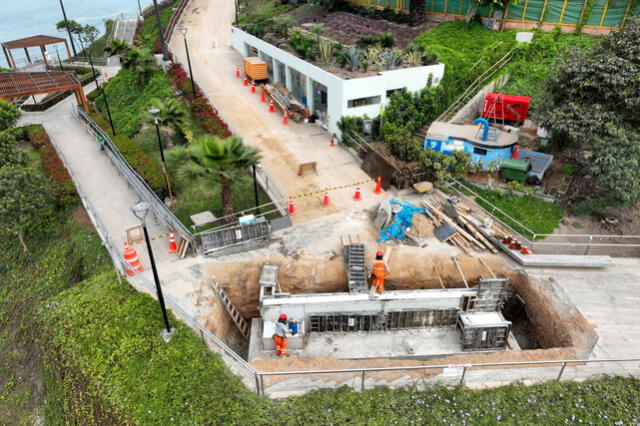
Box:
[231, 27, 446, 136]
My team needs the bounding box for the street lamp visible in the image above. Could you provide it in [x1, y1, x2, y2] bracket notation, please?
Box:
[149, 108, 174, 200]
[136, 0, 143, 16]
[252, 164, 260, 213]
[58, 0, 78, 57]
[80, 34, 116, 136]
[130, 201, 175, 340]
[178, 26, 197, 99]
[151, 0, 169, 61]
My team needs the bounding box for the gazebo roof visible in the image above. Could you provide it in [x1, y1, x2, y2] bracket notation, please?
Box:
[1, 35, 67, 50]
[0, 71, 80, 99]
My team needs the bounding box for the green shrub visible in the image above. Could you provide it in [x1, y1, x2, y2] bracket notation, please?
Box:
[108, 134, 166, 195]
[569, 197, 622, 216]
[94, 69, 174, 137]
[561, 163, 575, 176]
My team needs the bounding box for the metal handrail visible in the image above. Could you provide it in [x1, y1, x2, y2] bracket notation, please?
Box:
[73, 107, 195, 244]
[45, 123, 258, 383]
[448, 179, 640, 248]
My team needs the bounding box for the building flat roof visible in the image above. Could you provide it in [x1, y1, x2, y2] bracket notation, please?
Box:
[427, 121, 519, 148]
[2, 35, 67, 50]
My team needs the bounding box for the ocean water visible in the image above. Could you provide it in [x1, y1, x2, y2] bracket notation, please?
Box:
[0, 0, 155, 67]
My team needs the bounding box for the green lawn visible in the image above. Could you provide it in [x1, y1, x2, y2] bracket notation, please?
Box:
[454, 182, 564, 239]
[412, 21, 599, 109]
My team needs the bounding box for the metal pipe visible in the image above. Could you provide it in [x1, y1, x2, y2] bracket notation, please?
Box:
[142, 223, 172, 333]
[459, 366, 467, 386]
[361, 370, 365, 391]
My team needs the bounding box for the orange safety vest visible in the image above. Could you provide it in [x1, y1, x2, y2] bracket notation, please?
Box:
[372, 260, 387, 277]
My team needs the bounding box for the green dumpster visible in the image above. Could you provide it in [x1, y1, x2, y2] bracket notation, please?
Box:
[500, 158, 531, 183]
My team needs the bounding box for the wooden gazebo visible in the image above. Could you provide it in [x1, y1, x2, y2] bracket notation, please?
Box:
[2, 35, 71, 70]
[0, 71, 88, 111]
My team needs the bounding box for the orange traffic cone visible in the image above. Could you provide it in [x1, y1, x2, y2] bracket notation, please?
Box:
[261, 87, 266, 103]
[353, 187, 362, 201]
[123, 241, 143, 276]
[167, 230, 177, 253]
[330, 135, 336, 147]
[305, 110, 311, 120]
[283, 111, 289, 125]
[288, 196, 296, 216]
[251, 81, 256, 93]
[268, 100, 275, 112]
[243, 76, 248, 87]
[236, 65, 240, 79]
[374, 176, 382, 194]
[322, 191, 330, 208]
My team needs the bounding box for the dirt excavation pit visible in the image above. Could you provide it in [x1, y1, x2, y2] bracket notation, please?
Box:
[200, 253, 597, 381]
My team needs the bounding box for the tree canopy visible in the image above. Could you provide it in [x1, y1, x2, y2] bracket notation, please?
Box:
[538, 17, 640, 205]
[0, 99, 21, 131]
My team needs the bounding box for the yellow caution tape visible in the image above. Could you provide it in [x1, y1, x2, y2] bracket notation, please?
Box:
[289, 179, 374, 200]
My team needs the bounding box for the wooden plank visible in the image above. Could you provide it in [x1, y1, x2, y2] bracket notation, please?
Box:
[433, 266, 445, 289]
[297, 162, 318, 176]
[422, 200, 485, 250]
[451, 256, 469, 288]
[458, 214, 498, 253]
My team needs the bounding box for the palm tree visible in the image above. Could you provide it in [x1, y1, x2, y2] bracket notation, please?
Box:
[122, 47, 156, 84]
[144, 97, 188, 144]
[175, 135, 261, 217]
[105, 39, 129, 58]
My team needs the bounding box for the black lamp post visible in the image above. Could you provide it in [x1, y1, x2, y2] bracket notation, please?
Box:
[252, 164, 260, 213]
[137, 0, 143, 16]
[82, 38, 116, 136]
[130, 201, 175, 340]
[54, 46, 64, 71]
[58, 0, 78, 57]
[151, 0, 169, 61]
[178, 26, 197, 99]
[149, 108, 174, 200]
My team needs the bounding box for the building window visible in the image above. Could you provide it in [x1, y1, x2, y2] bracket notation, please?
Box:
[348, 96, 381, 108]
[473, 147, 488, 156]
[386, 88, 403, 97]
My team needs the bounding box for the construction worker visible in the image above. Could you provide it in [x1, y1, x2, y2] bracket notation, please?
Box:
[273, 313, 289, 357]
[370, 251, 389, 294]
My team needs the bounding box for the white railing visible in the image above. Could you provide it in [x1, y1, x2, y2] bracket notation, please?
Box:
[447, 179, 640, 256]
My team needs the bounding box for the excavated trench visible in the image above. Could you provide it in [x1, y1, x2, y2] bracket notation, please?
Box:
[200, 253, 597, 376]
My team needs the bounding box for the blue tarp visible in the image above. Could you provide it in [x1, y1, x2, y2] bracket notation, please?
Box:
[378, 198, 428, 242]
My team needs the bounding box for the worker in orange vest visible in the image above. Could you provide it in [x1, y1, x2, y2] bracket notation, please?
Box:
[370, 250, 389, 294]
[272, 313, 289, 357]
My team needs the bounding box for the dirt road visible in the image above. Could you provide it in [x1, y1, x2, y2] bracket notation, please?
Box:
[169, 0, 384, 223]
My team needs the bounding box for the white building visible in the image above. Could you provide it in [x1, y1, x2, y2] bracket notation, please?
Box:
[231, 27, 445, 137]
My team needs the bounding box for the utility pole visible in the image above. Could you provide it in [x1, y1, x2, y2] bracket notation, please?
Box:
[151, 0, 169, 61]
[58, 0, 78, 57]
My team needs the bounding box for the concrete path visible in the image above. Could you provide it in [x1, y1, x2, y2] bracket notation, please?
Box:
[17, 77, 213, 325]
[168, 0, 380, 224]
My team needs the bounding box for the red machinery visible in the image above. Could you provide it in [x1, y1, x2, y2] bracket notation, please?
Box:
[482, 93, 531, 125]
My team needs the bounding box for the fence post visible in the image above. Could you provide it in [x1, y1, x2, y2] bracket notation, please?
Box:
[459, 367, 467, 386]
[260, 374, 265, 396]
[361, 370, 366, 391]
[556, 362, 567, 381]
[255, 373, 262, 396]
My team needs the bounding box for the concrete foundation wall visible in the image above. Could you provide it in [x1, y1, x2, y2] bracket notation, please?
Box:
[231, 27, 445, 136]
[261, 288, 478, 324]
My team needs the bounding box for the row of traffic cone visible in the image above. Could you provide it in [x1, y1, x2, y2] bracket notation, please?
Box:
[501, 235, 530, 255]
[122, 230, 179, 275]
[236, 65, 300, 127]
[287, 177, 382, 216]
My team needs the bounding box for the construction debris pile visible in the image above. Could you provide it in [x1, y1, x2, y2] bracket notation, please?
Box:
[375, 189, 500, 254]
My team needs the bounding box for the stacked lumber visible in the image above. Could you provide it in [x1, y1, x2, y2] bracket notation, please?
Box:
[243, 57, 268, 81]
[421, 197, 499, 254]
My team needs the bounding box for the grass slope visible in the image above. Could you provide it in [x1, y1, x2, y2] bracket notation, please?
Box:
[41, 273, 640, 424]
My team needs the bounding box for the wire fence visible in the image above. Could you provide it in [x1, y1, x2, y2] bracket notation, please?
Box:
[73, 106, 195, 245]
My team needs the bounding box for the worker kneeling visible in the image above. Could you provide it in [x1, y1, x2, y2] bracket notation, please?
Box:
[273, 313, 290, 357]
[370, 250, 389, 294]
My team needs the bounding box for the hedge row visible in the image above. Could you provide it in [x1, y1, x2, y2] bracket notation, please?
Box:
[168, 63, 232, 138]
[24, 125, 78, 209]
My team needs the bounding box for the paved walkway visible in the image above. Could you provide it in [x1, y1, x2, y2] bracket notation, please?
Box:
[169, 0, 381, 223]
[17, 80, 212, 326]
